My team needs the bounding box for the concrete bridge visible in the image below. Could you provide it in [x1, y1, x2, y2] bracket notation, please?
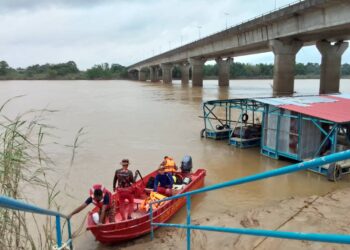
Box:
[128, 0, 350, 96]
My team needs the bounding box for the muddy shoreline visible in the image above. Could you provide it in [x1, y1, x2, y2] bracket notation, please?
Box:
[113, 187, 350, 250]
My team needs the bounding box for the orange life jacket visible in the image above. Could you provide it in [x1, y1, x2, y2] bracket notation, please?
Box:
[164, 157, 176, 173]
[140, 192, 167, 212]
[89, 184, 112, 210]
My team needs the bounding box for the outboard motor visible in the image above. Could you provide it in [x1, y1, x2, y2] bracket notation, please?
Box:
[181, 155, 193, 173]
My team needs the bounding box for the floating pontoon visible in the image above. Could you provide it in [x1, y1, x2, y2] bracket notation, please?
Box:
[201, 99, 264, 147]
[201, 94, 350, 181]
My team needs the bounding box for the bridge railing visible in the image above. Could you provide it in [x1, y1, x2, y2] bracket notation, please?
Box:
[0, 195, 73, 250]
[149, 149, 350, 250]
[186, 0, 305, 44]
[134, 0, 305, 64]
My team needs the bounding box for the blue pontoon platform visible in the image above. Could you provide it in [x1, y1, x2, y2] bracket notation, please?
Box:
[201, 94, 350, 181]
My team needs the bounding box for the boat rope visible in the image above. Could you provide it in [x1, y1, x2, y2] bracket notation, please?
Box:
[71, 214, 87, 239]
[252, 193, 325, 249]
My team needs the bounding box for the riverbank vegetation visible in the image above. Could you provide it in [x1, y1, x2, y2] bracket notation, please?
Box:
[1, 60, 350, 80]
[0, 98, 80, 249]
[0, 61, 128, 80]
[174, 62, 350, 79]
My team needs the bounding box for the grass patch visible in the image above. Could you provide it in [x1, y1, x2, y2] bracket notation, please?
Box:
[0, 96, 81, 250]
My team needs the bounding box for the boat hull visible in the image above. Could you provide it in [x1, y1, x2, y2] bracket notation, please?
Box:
[86, 169, 206, 244]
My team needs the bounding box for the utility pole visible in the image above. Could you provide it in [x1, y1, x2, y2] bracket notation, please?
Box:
[197, 25, 202, 39]
[224, 12, 230, 29]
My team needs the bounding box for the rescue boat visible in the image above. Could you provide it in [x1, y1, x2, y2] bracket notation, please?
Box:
[86, 168, 206, 244]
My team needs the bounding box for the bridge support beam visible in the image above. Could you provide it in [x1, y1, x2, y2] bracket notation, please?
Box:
[150, 66, 159, 82]
[138, 70, 147, 81]
[180, 63, 190, 84]
[189, 58, 206, 87]
[270, 40, 302, 96]
[161, 63, 173, 84]
[316, 41, 349, 94]
[216, 57, 232, 86]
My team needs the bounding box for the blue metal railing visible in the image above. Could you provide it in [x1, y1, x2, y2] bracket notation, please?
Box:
[0, 195, 73, 250]
[150, 150, 350, 249]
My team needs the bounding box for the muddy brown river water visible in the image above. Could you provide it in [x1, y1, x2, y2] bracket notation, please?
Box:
[1, 79, 350, 249]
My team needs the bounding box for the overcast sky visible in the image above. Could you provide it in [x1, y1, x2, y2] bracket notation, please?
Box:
[1, 0, 349, 70]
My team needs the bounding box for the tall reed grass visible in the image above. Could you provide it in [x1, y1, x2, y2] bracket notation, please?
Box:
[0, 97, 80, 250]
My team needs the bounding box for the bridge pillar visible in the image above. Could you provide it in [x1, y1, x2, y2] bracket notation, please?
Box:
[161, 63, 173, 84]
[189, 58, 206, 87]
[180, 63, 190, 84]
[270, 40, 302, 96]
[216, 57, 232, 86]
[150, 66, 159, 82]
[316, 41, 349, 94]
[138, 70, 147, 81]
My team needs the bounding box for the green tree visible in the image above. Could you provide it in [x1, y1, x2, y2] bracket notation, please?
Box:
[304, 63, 320, 75]
[52, 61, 79, 76]
[295, 63, 306, 75]
[47, 69, 58, 79]
[0, 61, 10, 76]
[110, 63, 128, 78]
[342, 63, 350, 76]
[172, 66, 181, 79]
[86, 63, 112, 79]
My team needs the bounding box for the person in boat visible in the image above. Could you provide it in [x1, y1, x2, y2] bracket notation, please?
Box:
[113, 159, 135, 220]
[154, 166, 173, 196]
[68, 184, 115, 224]
[159, 156, 178, 174]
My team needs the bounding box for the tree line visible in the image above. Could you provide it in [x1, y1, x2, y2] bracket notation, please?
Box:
[174, 62, 350, 79]
[0, 61, 128, 80]
[1, 60, 350, 80]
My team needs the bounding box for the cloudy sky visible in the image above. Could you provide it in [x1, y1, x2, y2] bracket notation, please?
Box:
[1, 0, 349, 70]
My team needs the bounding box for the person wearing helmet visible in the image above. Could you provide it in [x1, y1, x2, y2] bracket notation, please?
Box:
[68, 184, 115, 225]
[113, 159, 135, 220]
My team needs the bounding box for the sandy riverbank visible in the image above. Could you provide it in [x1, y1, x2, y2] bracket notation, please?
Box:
[114, 187, 350, 250]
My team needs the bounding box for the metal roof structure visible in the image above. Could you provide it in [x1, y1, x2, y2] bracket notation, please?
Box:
[254, 94, 350, 123]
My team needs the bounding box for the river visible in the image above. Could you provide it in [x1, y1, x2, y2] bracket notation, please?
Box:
[1, 79, 350, 249]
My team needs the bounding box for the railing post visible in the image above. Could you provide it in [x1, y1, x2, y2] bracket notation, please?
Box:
[67, 218, 73, 249]
[150, 204, 154, 240]
[0, 196, 73, 249]
[55, 215, 62, 248]
[186, 195, 191, 250]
